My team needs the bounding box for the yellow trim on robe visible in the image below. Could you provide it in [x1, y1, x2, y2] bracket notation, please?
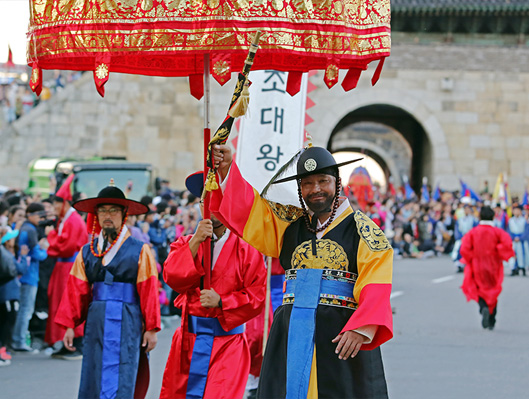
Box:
[307, 346, 318, 399]
[70, 252, 88, 282]
[241, 187, 292, 258]
[136, 244, 159, 284]
[322, 206, 354, 237]
[353, 239, 393, 301]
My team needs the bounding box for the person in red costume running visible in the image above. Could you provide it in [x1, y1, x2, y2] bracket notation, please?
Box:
[460, 205, 514, 330]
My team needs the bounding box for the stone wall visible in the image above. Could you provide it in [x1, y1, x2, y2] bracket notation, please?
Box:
[0, 72, 235, 190]
[1, 40, 529, 196]
[308, 42, 529, 195]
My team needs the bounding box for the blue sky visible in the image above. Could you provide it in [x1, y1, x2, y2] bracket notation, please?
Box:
[0, 0, 30, 64]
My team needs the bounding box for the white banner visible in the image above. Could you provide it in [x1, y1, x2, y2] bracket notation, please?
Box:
[236, 70, 307, 204]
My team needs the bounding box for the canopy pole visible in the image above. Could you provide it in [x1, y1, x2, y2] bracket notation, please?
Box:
[203, 54, 212, 289]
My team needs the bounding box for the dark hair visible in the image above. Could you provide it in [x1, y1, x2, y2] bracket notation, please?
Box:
[0, 200, 9, 215]
[140, 196, 153, 207]
[8, 205, 24, 217]
[480, 206, 494, 221]
[27, 202, 45, 215]
[156, 201, 168, 214]
[187, 194, 197, 203]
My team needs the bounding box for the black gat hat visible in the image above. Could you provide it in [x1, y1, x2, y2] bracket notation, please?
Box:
[272, 146, 362, 184]
[73, 180, 149, 216]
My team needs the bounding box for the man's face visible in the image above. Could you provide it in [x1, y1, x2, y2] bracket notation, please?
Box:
[52, 200, 64, 217]
[96, 205, 124, 233]
[299, 174, 336, 214]
[12, 209, 25, 223]
[513, 208, 522, 217]
[27, 211, 45, 227]
[199, 201, 223, 229]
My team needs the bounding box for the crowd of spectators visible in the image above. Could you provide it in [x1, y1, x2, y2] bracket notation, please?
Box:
[0, 71, 83, 130]
[1, 178, 528, 367]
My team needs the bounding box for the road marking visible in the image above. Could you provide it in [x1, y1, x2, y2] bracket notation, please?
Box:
[432, 275, 455, 284]
[390, 291, 404, 299]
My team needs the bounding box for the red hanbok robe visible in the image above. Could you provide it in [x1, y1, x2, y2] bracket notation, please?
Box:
[46, 209, 88, 345]
[460, 222, 514, 312]
[160, 231, 266, 399]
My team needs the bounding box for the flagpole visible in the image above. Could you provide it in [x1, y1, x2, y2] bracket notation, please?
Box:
[203, 54, 212, 289]
[263, 256, 272, 355]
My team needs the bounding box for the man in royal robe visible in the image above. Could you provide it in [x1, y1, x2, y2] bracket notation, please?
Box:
[160, 172, 266, 399]
[210, 144, 393, 399]
[460, 206, 514, 330]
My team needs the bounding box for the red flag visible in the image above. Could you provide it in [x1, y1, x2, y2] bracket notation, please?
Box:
[6, 45, 15, 68]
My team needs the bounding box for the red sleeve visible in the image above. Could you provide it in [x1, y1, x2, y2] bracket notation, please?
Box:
[340, 284, 393, 350]
[216, 244, 267, 332]
[163, 235, 205, 293]
[496, 229, 515, 261]
[47, 213, 88, 257]
[459, 230, 474, 264]
[136, 245, 161, 332]
[55, 253, 91, 329]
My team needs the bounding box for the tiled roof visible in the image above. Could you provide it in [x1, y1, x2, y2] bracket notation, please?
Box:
[392, 0, 529, 13]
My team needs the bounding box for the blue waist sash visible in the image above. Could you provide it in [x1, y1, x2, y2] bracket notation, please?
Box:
[186, 315, 244, 399]
[93, 281, 139, 304]
[57, 252, 78, 263]
[94, 273, 140, 398]
[285, 268, 356, 399]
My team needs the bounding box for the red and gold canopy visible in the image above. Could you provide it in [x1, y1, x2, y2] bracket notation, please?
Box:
[27, 0, 390, 96]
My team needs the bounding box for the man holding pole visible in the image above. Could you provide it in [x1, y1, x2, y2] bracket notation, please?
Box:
[160, 171, 266, 399]
[210, 143, 393, 399]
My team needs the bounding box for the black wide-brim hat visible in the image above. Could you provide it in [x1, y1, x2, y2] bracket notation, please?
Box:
[185, 171, 204, 198]
[273, 146, 362, 184]
[73, 185, 149, 215]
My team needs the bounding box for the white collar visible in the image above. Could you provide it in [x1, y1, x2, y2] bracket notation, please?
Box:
[97, 225, 129, 265]
[58, 207, 76, 235]
[479, 220, 495, 226]
[315, 197, 350, 239]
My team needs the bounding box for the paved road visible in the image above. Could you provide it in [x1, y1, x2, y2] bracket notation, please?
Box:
[2, 255, 528, 399]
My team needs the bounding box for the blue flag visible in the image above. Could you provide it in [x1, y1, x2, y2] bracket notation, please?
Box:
[459, 179, 480, 202]
[404, 181, 416, 200]
[421, 183, 430, 202]
[432, 184, 441, 201]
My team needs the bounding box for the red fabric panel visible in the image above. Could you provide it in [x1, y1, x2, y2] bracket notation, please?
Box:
[209, 164, 255, 240]
[342, 68, 362, 91]
[46, 260, 85, 344]
[340, 283, 393, 350]
[189, 74, 204, 100]
[286, 71, 303, 96]
[160, 329, 250, 399]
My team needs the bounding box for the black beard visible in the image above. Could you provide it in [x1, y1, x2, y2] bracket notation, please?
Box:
[305, 193, 334, 214]
[103, 227, 119, 242]
[212, 219, 224, 229]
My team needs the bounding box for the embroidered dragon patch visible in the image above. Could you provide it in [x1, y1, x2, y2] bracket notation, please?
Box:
[354, 211, 392, 252]
[267, 201, 303, 223]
